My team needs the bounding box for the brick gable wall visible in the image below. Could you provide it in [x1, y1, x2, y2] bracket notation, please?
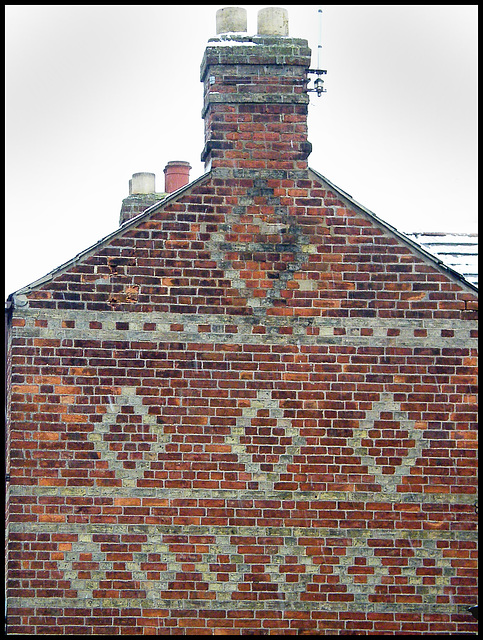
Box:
[5, 12, 477, 635]
[6, 171, 478, 634]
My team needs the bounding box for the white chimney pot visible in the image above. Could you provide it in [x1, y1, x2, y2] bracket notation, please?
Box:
[131, 172, 156, 194]
[216, 7, 247, 34]
[257, 7, 289, 36]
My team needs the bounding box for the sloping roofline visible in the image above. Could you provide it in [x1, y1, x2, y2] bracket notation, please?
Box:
[6, 171, 211, 304]
[6, 167, 477, 307]
[309, 168, 478, 294]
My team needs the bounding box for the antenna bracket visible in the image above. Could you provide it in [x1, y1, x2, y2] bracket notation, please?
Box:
[307, 69, 327, 97]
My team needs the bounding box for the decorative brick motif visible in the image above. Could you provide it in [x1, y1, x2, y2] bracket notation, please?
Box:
[5, 18, 477, 637]
[345, 392, 427, 494]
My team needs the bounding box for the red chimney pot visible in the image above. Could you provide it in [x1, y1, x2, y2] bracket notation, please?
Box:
[164, 161, 191, 193]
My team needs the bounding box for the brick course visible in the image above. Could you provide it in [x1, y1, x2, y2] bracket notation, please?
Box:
[5, 23, 477, 636]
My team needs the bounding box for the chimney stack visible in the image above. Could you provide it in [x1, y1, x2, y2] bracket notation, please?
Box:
[200, 7, 312, 173]
[119, 161, 192, 225]
[164, 161, 191, 193]
[119, 172, 160, 225]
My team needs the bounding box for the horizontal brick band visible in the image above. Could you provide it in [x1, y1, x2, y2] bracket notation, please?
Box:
[12, 308, 477, 348]
[8, 522, 476, 616]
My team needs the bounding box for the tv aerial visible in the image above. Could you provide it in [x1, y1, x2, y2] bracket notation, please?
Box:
[307, 7, 327, 97]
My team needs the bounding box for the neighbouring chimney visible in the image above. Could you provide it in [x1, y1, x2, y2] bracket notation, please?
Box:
[130, 172, 155, 195]
[164, 161, 191, 193]
[200, 7, 312, 173]
[119, 162, 192, 225]
[119, 171, 164, 225]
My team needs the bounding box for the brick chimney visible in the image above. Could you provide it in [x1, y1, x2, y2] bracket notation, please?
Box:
[200, 6, 312, 173]
[119, 172, 164, 225]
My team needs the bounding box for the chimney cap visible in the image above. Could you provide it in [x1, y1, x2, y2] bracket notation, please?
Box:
[163, 160, 192, 172]
[163, 160, 191, 193]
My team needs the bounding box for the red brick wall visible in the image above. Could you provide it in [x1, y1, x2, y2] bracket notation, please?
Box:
[6, 170, 478, 634]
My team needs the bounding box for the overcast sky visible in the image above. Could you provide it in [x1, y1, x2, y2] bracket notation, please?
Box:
[5, 4, 478, 297]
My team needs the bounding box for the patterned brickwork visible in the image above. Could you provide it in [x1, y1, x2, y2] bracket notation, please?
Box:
[5, 26, 477, 637]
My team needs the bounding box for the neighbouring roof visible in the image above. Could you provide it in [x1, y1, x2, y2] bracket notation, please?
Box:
[403, 232, 478, 288]
[309, 169, 478, 293]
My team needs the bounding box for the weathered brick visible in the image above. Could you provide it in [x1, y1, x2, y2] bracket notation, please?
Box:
[5, 9, 477, 638]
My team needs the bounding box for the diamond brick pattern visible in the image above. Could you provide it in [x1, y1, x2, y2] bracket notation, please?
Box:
[5, 18, 477, 636]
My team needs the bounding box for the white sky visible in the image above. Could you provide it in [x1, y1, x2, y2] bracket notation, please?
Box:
[5, 4, 478, 297]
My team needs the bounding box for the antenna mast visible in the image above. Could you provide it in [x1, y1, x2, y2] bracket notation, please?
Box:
[317, 6, 323, 69]
[308, 6, 327, 97]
